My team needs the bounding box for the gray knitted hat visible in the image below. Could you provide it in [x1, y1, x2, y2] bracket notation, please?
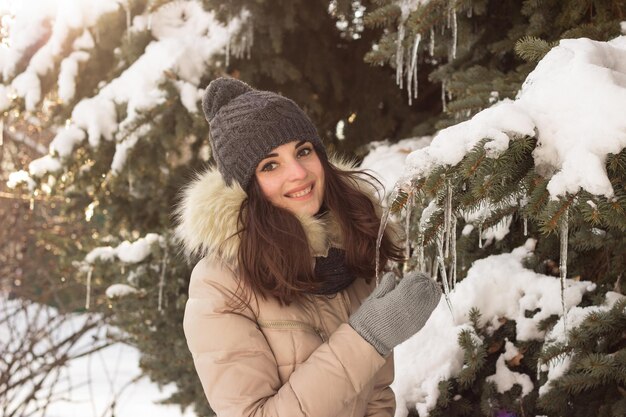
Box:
[202, 77, 326, 190]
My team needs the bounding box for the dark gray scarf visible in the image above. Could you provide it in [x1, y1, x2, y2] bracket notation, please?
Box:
[311, 247, 355, 296]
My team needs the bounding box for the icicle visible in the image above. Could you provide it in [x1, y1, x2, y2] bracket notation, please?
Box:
[416, 232, 425, 272]
[128, 169, 133, 196]
[404, 192, 414, 263]
[247, 23, 254, 59]
[444, 181, 452, 258]
[431, 256, 438, 280]
[146, 0, 154, 30]
[436, 232, 454, 314]
[523, 216, 528, 236]
[124, 0, 132, 42]
[158, 250, 168, 312]
[406, 33, 421, 105]
[559, 206, 569, 333]
[225, 41, 230, 68]
[478, 221, 483, 248]
[441, 79, 447, 112]
[85, 266, 93, 310]
[395, 23, 405, 88]
[29, 196, 34, 211]
[375, 205, 392, 285]
[0, 118, 3, 146]
[451, 215, 457, 288]
[451, 2, 458, 60]
[429, 27, 435, 56]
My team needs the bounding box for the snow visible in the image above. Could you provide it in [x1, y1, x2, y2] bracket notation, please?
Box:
[405, 36, 626, 199]
[111, 123, 151, 174]
[11, 71, 41, 111]
[28, 154, 62, 176]
[391, 239, 622, 417]
[0, 84, 11, 111]
[361, 136, 432, 195]
[50, 126, 87, 157]
[58, 50, 91, 102]
[4, 0, 120, 110]
[538, 291, 623, 396]
[7, 169, 36, 190]
[9, 0, 245, 180]
[174, 80, 203, 113]
[86, 233, 165, 264]
[106, 283, 139, 298]
[462, 201, 515, 245]
[0, 295, 194, 417]
[485, 339, 534, 396]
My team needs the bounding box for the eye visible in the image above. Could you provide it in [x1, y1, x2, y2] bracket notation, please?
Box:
[297, 146, 313, 158]
[260, 161, 278, 172]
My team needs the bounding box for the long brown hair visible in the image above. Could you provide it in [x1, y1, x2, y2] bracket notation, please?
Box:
[235, 155, 404, 307]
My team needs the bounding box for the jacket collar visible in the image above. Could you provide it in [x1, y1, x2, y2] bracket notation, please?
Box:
[175, 155, 362, 266]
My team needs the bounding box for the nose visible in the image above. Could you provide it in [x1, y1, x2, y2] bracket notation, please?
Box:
[286, 159, 307, 181]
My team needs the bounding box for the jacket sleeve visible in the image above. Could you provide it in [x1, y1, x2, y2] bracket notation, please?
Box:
[183, 258, 388, 417]
[365, 354, 395, 417]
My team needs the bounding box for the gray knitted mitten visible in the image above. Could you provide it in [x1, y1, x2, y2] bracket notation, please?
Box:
[349, 271, 442, 357]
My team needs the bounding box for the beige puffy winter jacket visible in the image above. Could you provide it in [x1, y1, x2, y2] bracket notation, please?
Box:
[177, 161, 398, 417]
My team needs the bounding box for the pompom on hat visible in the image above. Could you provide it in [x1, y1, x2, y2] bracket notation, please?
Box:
[202, 77, 326, 190]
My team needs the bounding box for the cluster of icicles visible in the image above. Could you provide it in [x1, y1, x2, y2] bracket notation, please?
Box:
[376, 184, 571, 326]
[395, 0, 473, 106]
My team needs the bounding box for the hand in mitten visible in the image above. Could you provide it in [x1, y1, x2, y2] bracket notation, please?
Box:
[349, 271, 441, 356]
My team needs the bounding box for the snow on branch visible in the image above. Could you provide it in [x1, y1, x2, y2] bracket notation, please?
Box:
[404, 36, 626, 199]
[2, 0, 248, 182]
[85, 233, 165, 264]
[391, 239, 622, 416]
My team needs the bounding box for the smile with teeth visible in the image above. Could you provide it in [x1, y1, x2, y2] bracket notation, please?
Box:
[286, 185, 313, 198]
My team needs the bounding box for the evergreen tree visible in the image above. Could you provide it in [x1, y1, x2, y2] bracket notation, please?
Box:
[366, 0, 625, 415]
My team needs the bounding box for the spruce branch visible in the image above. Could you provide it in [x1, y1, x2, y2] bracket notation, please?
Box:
[362, 4, 401, 29]
[514, 36, 557, 62]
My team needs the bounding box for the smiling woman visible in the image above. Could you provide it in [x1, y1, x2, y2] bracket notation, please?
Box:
[255, 140, 325, 216]
[175, 77, 442, 417]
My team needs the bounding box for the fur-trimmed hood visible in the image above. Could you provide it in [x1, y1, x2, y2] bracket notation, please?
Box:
[174, 156, 388, 266]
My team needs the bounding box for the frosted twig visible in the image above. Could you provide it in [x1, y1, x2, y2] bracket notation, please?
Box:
[158, 248, 169, 312]
[441, 79, 447, 112]
[375, 199, 392, 285]
[429, 27, 435, 56]
[451, 1, 457, 59]
[85, 266, 93, 310]
[436, 232, 453, 314]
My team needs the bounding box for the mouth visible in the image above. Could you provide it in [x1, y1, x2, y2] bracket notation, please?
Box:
[286, 183, 314, 198]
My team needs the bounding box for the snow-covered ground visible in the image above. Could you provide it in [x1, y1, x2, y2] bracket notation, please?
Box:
[0, 298, 196, 417]
[49, 346, 194, 417]
[46, 341, 195, 417]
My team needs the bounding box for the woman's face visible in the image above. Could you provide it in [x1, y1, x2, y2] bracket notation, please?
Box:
[255, 140, 325, 216]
